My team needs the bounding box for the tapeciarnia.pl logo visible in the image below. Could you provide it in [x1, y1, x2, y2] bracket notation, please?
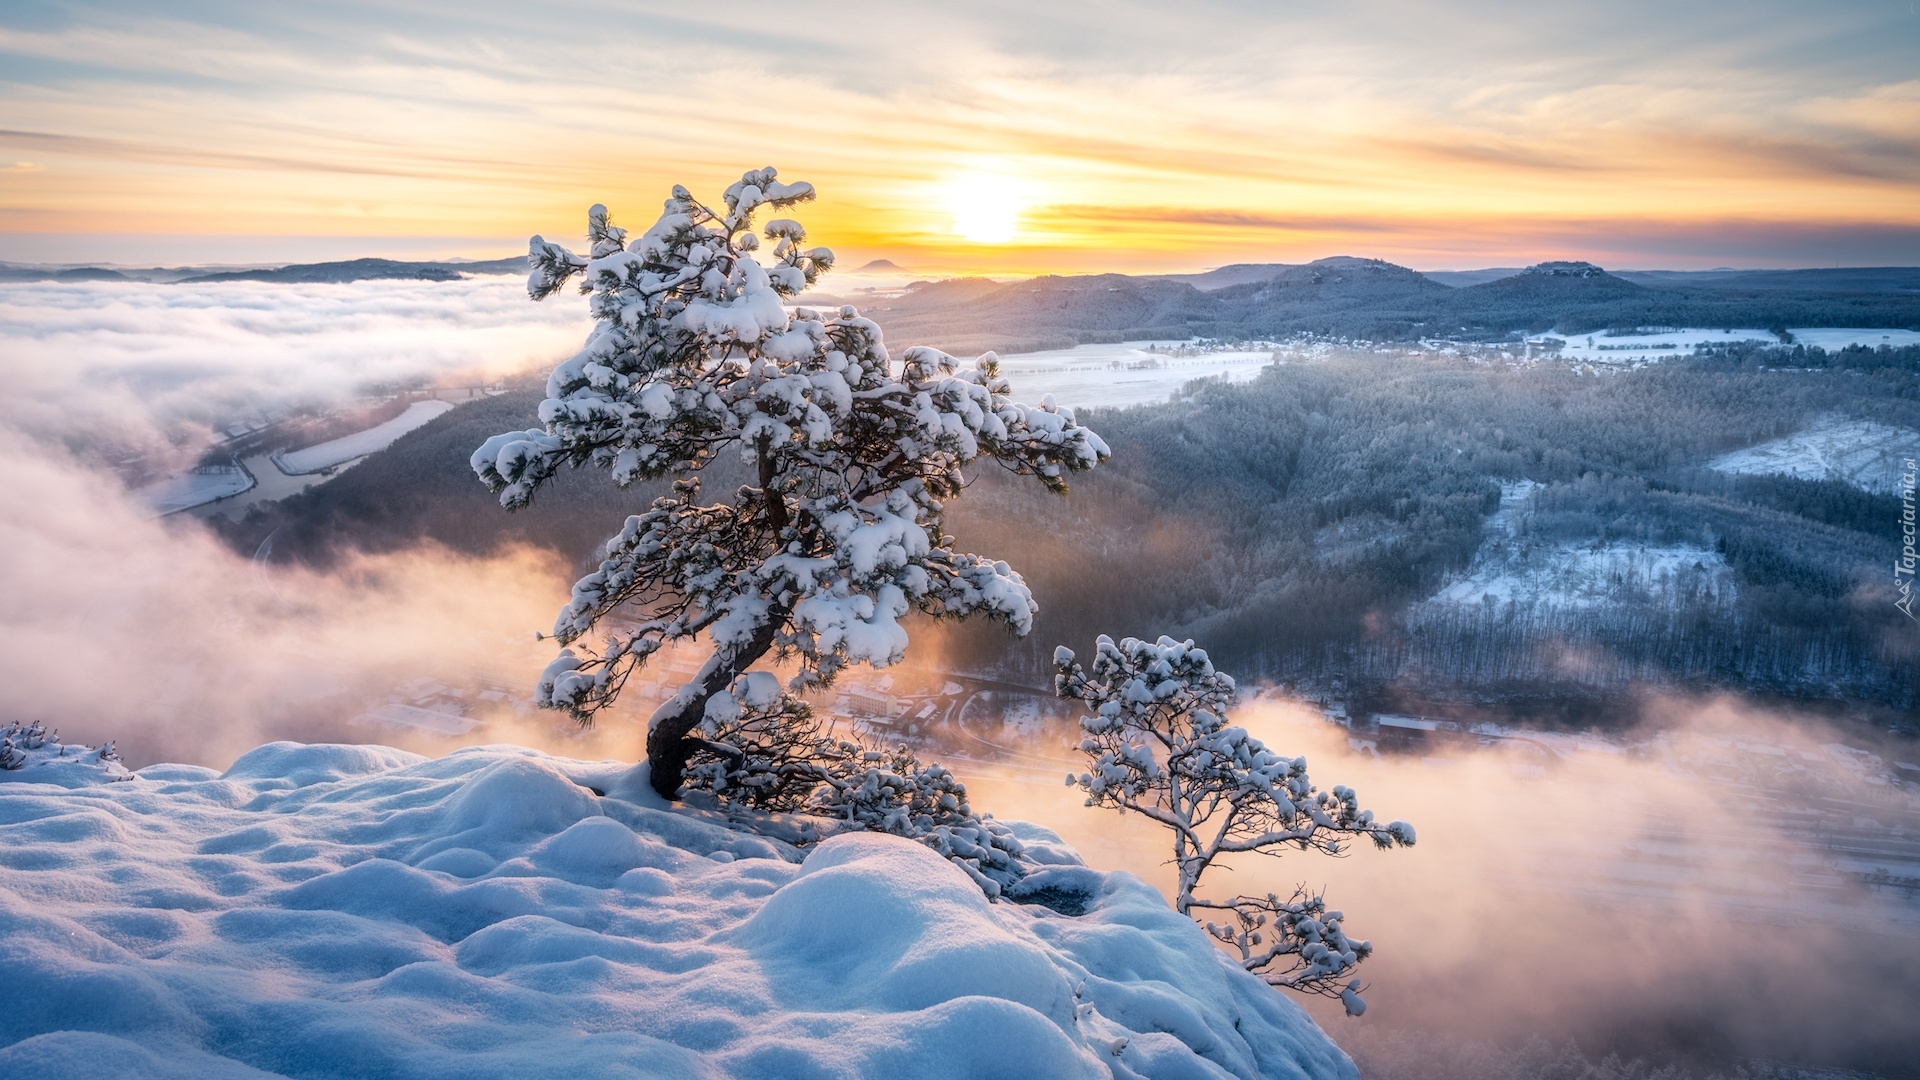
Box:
[1897, 457, 1917, 621]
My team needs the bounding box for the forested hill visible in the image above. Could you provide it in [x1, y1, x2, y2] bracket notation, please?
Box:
[219, 341, 1920, 727]
[859, 259, 1920, 353]
[178, 258, 515, 284]
[937, 340, 1920, 723]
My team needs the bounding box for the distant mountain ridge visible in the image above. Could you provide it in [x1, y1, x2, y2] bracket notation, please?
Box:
[864, 258, 1920, 350]
[1613, 267, 1920, 294]
[0, 256, 527, 285]
[3, 253, 1916, 341]
[182, 256, 527, 284]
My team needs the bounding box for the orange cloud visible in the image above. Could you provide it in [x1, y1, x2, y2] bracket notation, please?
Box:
[1, 2, 1916, 271]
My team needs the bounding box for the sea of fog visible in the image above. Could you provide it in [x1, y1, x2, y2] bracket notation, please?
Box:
[3, 277, 1919, 1076]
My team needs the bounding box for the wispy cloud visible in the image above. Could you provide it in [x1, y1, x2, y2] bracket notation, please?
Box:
[1, 1, 1917, 268]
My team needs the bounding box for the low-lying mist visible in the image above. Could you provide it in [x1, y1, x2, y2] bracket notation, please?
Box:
[0, 277, 581, 459]
[0, 430, 584, 765]
[0, 275, 604, 763]
[964, 693, 1920, 1079]
[4, 278, 1918, 1079]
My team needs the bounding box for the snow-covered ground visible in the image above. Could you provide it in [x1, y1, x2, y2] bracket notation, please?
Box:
[276, 400, 457, 475]
[131, 463, 254, 517]
[1545, 327, 1920, 364]
[1709, 417, 1920, 494]
[0, 741, 1357, 1080]
[124, 400, 459, 517]
[1547, 328, 1770, 362]
[993, 343, 1277, 410]
[1787, 328, 1920, 352]
[1429, 541, 1734, 611]
[1424, 481, 1737, 611]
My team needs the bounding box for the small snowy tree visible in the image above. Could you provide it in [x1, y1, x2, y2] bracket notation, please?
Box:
[1055, 635, 1415, 1014]
[473, 168, 1107, 799]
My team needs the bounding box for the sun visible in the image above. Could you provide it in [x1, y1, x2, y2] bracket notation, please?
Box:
[942, 172, 1026, 244]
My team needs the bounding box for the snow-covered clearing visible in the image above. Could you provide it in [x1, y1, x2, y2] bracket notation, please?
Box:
[1709, 417, 1920, 494]
[276, 400, 457, 475]
[1545, 327, 1919, 364]
[1424, 482, 1736, 611]
[0, 740, 1356, 1080]
[1547, 328, 1770, 362]
[130, 464, 254, 517]
[1429, 542, 1734, 611]
[1787, 328, 1920, 352]
[993, 343, 1277, 409]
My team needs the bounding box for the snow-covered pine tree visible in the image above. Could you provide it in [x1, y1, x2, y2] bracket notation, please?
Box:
[474, 168, 1108, 799]
[1055, 635, 1415, 1013]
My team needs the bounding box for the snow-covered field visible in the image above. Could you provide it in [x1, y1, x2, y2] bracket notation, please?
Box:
[1787, 328, 1920, 352]
[0, 740, 1356, 1080]
[1547, 327, 1920, 364]
[1424, 482, 1737, 611]
[1428, 541, 1734, 611]
[1709, 417, 1920, 494]
[131, 464, 254, 517]
[1548, 328, 1770, 362]
[992, 343, 1277, 409]
[276, 400, 458, 475]
[129, 399, 461, 518]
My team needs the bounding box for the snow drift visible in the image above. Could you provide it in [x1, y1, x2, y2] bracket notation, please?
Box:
[0, 741, 1357, 1080]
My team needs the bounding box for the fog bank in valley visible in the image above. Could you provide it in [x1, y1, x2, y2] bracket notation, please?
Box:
[4, 277, 1917, 1079]
[966, 693, 1920, 1078]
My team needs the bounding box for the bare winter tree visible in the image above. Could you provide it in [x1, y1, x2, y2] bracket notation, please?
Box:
[473, 168, 1107, 799]
[1055, 634, 1415, 1014]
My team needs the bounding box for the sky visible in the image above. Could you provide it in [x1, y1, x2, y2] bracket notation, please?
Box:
[1, 0, 1917, 273]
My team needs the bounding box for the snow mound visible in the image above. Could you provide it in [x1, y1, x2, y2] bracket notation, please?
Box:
[1708, 416, 1920, 494]
[0, 742, 1356, 1080]
[276, 400, 456, 474]
[0, 722, 133, 787]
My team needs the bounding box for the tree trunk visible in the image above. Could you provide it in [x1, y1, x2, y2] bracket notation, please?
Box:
[644, 599, 792, 799]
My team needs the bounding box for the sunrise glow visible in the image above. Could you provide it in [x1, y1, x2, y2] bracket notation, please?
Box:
[940, 171, 1029, 244]
[0, 3, 1915, 271]
[941, 172, 1029, 245]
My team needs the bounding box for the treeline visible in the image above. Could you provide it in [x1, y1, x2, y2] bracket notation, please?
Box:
[935, 345, 1920, 719]
[221, 345, 1920, 723]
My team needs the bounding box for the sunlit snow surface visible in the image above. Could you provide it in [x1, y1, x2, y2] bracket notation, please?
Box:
[1708, 417, 1920, 494]
[0, 743, 1355, 1080]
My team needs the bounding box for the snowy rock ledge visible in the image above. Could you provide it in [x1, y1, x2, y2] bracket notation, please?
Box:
[0, 743, 1358, 1080]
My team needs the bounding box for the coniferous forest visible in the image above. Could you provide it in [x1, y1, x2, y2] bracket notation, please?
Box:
[222, 338, 1920, 726]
